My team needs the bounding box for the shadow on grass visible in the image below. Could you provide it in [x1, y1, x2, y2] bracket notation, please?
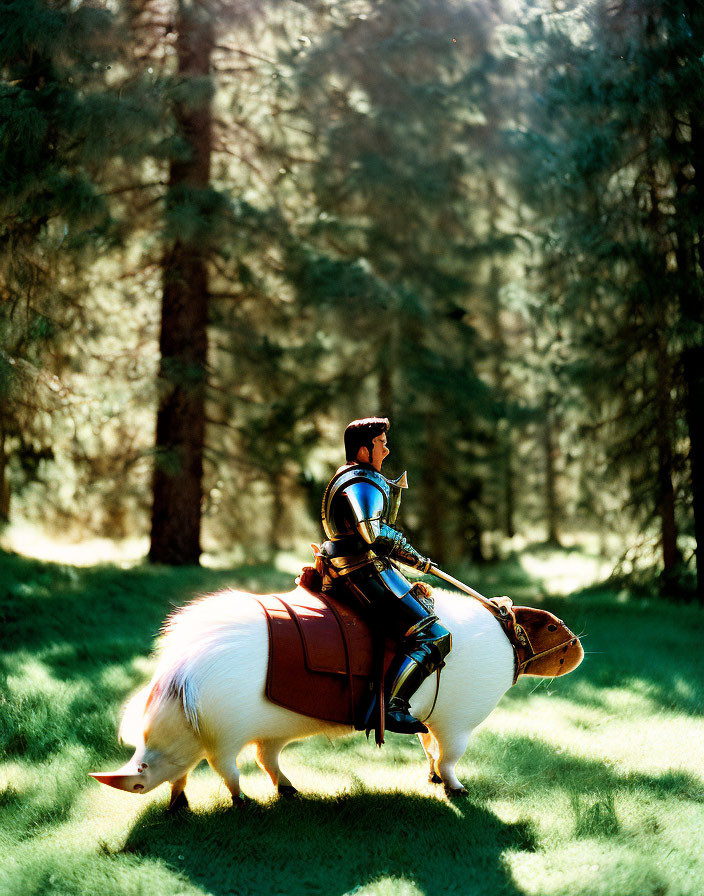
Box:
[0, 550, 295, 656]
[0, 553, 302, 849]
[2, 542, 703, 868]
[121, 790, 533, 896]
[114, 726, 702, 896]
[1, 771, 83, 841]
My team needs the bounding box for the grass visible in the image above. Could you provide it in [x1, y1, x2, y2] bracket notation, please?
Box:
[0, 544, 702, 896]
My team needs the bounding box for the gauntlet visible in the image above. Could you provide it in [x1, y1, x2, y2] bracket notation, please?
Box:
[376, 524, 432, 573]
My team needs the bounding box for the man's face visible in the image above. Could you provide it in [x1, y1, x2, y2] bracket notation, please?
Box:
[366, 432, 389, 472]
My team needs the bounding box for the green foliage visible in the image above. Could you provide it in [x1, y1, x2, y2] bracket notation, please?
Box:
[270, 0, 526, 560]
[0, 0, 165, 533]
[512, 0, 704, 579]
[1, 0, 703, 583]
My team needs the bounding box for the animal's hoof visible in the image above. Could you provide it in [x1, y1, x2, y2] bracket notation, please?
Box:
[231, 794, 248, 809]
[428, 772, 443, 784]
[444, 785, 469, 798]
[167, 791, 189, 812]
[278, 784, 298, 798]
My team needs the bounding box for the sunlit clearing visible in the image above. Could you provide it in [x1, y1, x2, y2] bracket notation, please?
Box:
[1, 522, 148, 566]
[342, 879, 425, 896]
[520, 550, 612, 596]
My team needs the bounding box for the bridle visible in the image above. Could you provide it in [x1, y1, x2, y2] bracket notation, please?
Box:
[516, 634, 577, 676]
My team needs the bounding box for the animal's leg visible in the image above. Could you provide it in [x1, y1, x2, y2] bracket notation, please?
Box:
[207, 751, 246, 807]
[167, 774, 189, 811]
[418, 730, 442, 784]
[433, 730, 472, 796]
[255, 740, 297, 796]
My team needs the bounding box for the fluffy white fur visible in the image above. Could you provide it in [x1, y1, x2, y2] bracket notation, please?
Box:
[112, 587, 515, 800]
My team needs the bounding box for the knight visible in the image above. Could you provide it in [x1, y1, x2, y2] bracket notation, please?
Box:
[320, 417, 452, 735]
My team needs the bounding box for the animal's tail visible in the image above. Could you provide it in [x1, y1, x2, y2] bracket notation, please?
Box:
[93, 593, 250, 795]
[119, 653, 202, 748]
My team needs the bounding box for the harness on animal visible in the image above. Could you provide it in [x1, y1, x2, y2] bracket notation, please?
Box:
[426, 568, 578, 684]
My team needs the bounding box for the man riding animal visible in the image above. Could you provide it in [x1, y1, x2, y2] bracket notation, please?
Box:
[91, 417, 584, 804]
[320, 417, 452, 735]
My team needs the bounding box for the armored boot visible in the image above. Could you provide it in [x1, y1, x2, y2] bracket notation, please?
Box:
[384, 653, 432, 734]
[384, 617, 452, 734]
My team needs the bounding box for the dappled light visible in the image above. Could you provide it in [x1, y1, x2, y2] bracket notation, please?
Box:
[2, 0, 704, 894]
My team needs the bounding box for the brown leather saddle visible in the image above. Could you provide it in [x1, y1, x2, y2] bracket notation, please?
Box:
[252, 572, 393, 735]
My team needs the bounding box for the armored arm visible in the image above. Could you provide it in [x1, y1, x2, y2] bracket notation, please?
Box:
[343, 480, 385, 544]
[375, 523, 433, 573]
[340, 477, 432, 572]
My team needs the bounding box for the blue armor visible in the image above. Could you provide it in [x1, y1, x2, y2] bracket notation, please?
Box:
[321, 465, 430, 583]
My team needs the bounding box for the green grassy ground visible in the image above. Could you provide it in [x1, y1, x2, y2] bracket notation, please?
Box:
[1, 546, 702, 896]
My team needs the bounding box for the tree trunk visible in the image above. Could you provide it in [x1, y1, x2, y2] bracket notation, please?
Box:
[270, 470, 290, 555]
[681, 340, 704, 600]
[149, 4, 213, 565]
[423, 418, 447, 564]
[645, 175, 680, 574]
[378, 363, 393, 419]
[654, 309, 680, 573]
[488, 262, 515, 537]
[543, 395, 561, 546]
[671, 124, 704, 601]
[378, 311, 399, 418]
[502, 426, 516, 539]
[685, 118, 704, 602]
[0, 428, 10, 523]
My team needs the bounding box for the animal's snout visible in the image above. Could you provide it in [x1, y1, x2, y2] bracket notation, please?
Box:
[513, 606, 585, 678]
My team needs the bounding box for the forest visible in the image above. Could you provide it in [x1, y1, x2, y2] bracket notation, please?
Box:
[2, 0, 703, 601]
[3, 5, 704, 896]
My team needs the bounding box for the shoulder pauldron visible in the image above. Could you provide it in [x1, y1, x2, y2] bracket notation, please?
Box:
[321, 467, 410, 541]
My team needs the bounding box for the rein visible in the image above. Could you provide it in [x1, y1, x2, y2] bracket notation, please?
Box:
[419, 668, 442, 724]
[516, 637, 575, 674]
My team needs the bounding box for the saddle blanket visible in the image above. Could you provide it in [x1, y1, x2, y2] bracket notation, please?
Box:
[253, 585, 390, 726]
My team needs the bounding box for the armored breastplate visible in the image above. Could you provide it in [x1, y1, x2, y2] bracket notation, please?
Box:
[321, 464, 408, 541]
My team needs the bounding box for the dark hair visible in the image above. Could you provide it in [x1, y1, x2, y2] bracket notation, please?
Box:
[344, 417, 390, 463]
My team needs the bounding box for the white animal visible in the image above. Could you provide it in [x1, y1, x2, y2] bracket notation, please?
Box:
[91, 587, 574, 806]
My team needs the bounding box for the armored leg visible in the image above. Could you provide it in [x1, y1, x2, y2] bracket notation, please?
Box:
[385, 614, 452, 734]
[347, 564, 452, 735]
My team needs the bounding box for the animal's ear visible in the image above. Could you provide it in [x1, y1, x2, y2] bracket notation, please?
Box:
[90, 759, 146, 793]
[491, 595, 514, 616]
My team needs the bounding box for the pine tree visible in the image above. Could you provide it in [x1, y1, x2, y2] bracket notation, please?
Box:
[517, 0, 702, 594]
[147, 0, 215, 564]
[0, 0, 149, 527]
[130, 0, 269, 564]
[279, 0, 513, 561]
